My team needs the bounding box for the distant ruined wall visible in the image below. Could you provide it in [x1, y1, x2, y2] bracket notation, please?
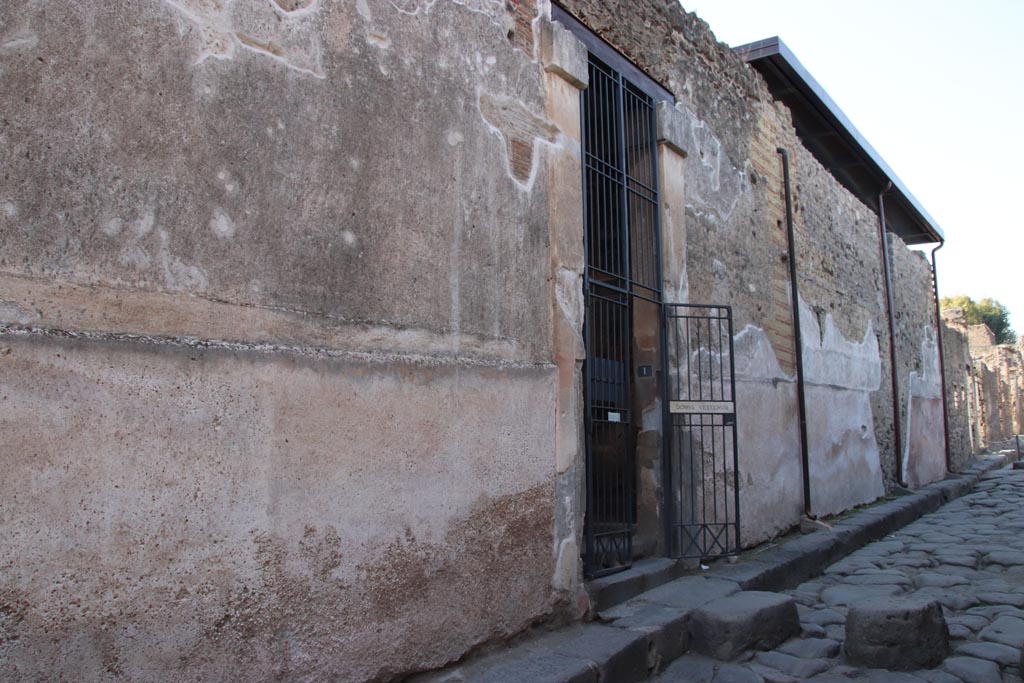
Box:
[967, 324, 1024, 448]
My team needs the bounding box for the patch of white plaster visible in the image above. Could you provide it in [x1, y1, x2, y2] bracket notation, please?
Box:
[132, 209, 156, 237]
[554, 266, 583, 336]
[551, 537, 578, 592]
[902, 326, 946, 489]
[799, 297, 881, 392]
[733, 324, 792, 382]
[0, 300, 40, 325]
[794, 294, 886, 516]
[340, 229, 357, 247]
[216, 170, 238, 193]
[101, 217, 124, 237]
[446, 131, 464, 146]
[0, 29, 38, 53]
[907, 327, 942, 400]
[3, 201, 17, 218]
[158, 229, 209, 292]
[119, 245, 152, 269]
[388, 0, 512, 38]
[478, 90, 562, 192]
[209, 208, 236, 238]
[365, 32, 391, 49]
[672, 103, 748, 226]
[163, 0, 325, 79]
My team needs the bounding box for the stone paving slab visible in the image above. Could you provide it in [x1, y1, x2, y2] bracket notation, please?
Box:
[410, 454, 1018, 683]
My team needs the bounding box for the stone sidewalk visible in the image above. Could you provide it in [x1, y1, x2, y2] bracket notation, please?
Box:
[413, 454, 1022, 683]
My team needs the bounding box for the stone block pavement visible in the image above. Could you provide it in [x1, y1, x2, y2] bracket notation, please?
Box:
[413, 454, 1024, 683]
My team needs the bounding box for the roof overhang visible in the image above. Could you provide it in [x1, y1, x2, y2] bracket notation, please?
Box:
[736, 37, 943, 244]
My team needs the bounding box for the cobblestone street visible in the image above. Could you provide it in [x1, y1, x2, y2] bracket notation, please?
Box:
[654, 466, 1024, 683]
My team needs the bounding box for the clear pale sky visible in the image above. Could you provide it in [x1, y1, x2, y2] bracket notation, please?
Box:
[679, 0, 1024, 336]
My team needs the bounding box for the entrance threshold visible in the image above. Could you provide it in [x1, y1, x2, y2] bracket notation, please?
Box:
[586, 556, 696, 612]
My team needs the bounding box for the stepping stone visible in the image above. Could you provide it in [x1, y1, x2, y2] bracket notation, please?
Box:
[977, 615, 1024, 648]
[942, 656, 1002, 683]
[658, 654, 763, 683]
[777, 637, 840, 659]
[982, 550, 1024, 566]
[844, 596, 949, 670]
[752, 651, 831, 679]
[690, 591, 800, 661]
[820, 584, 903, 608]
[955, 640, 1020, 666]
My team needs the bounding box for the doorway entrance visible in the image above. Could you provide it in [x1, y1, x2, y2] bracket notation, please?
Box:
[580, 53, 741, 578]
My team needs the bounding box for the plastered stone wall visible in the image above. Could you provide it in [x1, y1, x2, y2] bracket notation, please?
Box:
[0, 1, 590, 681]
[939, 309, 976, 469]
[889, 238, 946, 488]
[557, 0, 912, 538]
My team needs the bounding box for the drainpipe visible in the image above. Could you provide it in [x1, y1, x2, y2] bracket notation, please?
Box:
[878, 184, 908, 487]
[930, 240, 952, 472]
[777, 148, 813, 518]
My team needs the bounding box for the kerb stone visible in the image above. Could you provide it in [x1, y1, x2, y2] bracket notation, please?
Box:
[844, 596, 949, 670]
[690, 591, 800, 661]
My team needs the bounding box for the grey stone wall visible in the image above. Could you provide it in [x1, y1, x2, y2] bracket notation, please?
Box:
[0, 1, 581, 681]
[889, 238, 945, 487]
[558, 0, 912, 529]
[940, 310, 976, 469]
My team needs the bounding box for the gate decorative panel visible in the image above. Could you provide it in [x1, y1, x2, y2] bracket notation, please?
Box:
[663, 304, 741, 559]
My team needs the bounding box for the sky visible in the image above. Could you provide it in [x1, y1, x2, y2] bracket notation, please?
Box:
[678, 0, 1024, 336]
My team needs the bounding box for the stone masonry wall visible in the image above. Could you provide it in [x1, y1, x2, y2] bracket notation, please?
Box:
[967, 325, 1024, 448]
[940, 309, 975, 469]
[889, 238, 946, 488]
[0, 2, 590, 681]
[558, 0, 919, 534]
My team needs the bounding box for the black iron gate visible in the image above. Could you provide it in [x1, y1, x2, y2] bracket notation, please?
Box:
[662, 304, 741, 559]
[581, 54, 661, 577]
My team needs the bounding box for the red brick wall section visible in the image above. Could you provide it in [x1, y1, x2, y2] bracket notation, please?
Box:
[508, 0, 537, 57]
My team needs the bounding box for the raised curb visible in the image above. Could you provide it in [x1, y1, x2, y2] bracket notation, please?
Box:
[410, 453, 1016, 683]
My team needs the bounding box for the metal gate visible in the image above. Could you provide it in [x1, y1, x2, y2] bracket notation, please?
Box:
[581, 54, 661, 578]
[662, 304, 741, 559]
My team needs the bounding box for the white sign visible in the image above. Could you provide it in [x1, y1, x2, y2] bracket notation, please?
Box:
[607, 412, 622, 423]
[670, 400, 735, 415]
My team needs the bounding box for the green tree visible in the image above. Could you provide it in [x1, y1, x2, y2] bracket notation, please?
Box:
[941, 295, 1017, 344]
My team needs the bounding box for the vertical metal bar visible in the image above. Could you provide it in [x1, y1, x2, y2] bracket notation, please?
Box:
[778, 147, 813, 518]
[728, 309, 740, 551]
[581, 71, 595, 576]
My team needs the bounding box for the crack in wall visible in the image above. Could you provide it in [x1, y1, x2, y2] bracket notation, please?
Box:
[0, 323, 551, 370]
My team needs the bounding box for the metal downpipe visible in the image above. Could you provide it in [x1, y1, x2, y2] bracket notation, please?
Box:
[878, 183, 908, 488]
[777, 148, 813, 518]
[931, 240, 953, 472]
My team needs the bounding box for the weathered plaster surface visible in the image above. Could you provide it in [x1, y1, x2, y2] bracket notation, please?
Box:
[733, 325, 802, 543]
[0, 0, 553, 362]
[902, 328, 946, 488]
[0, 1, 580, 680]
[798, 298, 886, 517]
[0, 333, 558, 682]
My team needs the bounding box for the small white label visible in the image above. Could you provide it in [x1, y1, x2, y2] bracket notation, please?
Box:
[607, 412, 621, 423]
[670, 400, 735, 415]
